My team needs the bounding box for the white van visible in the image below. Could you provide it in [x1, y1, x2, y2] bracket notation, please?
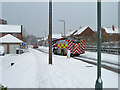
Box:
[0, 46, 5, 56]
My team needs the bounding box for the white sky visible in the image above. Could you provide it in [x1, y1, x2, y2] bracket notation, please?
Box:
[1, 0, 119, 2]
[0, 1, 119, 37]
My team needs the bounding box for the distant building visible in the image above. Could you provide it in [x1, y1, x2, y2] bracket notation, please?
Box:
[0, 25, 23, 40]
[74, 27, 95, 37]
[0, 18, 7, 24]
[102, 27, 118, 34]
[73, 27, 96, 44]
[101, 27, 119, 42]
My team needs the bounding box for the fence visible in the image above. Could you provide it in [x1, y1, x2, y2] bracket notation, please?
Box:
[85, 47, 120, 55]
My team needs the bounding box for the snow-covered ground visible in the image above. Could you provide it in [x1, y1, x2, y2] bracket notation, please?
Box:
[0, 47, 119, 88]
[81, 51, 119, 65]
[39, 46, 119, 69]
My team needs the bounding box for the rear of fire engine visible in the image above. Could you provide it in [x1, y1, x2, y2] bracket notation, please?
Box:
[53, 37, 85, 56]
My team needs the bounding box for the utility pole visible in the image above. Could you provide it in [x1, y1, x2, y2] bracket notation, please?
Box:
[95, 0, 103, 89]
[49, 0, 52, 64]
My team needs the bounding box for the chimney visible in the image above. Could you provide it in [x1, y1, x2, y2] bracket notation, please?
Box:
[112, 25, 115, 31]
[79, 26, 82, 29]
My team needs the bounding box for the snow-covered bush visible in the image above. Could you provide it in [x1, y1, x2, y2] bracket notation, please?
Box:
[0, 84, 7, 90]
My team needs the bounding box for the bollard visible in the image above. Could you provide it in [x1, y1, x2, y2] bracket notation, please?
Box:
[67, 50, 70, 58]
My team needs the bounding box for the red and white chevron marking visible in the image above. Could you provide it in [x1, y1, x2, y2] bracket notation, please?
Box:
[66, 39, 85, 54]
[80, 39, 85, 53]
[67, 40, 73, 52]
[73, 43, 80, 54]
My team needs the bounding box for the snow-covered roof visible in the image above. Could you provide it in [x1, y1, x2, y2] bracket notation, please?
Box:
[43, 34, 62, 41]
[0, 34, 23, 43]
[44, 37, 48, 41]
[74, 27, 89, 35]
[0, 25, 21, 33]
[52, 34, 62, 39]
[66, 30, 77, 36]
[103, 27, 119, 34]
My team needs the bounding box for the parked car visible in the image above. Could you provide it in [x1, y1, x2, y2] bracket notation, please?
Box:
[16, 48, 24, 54]
[33, 43, 38, 48]
[0, 46, 5, 56]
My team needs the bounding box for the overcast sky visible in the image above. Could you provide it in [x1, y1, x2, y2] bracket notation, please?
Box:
[2, 2, 118, 37]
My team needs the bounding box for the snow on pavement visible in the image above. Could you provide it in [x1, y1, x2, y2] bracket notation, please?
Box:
[0, 47, 119, 88]
[1, 50, 39, 88]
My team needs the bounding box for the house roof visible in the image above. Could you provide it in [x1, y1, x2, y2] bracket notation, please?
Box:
[66, 30, 77, 36]
[0, 25, 21, 33]
[103, 27, 119, 34]
[74, 27, 93, 35]
[0, 34, 23, 43]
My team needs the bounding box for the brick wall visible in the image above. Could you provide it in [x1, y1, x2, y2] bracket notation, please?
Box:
[0, 33, 22, 40]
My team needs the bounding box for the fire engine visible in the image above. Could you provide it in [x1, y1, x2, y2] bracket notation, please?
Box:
[52, 36, 85, 56]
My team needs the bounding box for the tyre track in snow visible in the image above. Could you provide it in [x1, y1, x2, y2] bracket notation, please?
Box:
[73, 57, 120, 74]
[79, 56, 120, 66]
[36, 48, 120, 74]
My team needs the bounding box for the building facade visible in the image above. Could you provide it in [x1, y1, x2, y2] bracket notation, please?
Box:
[0, 25, 23, 40]
[0, 34, 23, 54]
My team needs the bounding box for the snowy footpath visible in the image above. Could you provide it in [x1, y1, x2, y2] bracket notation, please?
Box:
[0, 47, 119, 88]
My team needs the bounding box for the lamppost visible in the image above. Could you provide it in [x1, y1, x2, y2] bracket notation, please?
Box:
[95, 0, 103, 89]
[58, 20, 65, 36]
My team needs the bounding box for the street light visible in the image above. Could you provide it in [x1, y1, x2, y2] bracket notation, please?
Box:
[58, 20, 65, 36]
[95, 0, 103, 89]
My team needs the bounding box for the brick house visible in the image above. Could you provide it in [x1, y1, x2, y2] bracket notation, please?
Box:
[74, 27, 95, 37]
[73, 27, 96, 43]
[0, 25, 23, 40]
[101, 27, 119, 42]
